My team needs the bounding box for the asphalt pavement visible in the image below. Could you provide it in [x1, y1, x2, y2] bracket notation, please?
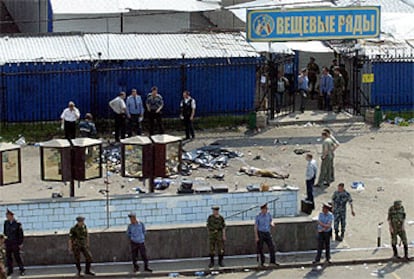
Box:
[10, 246, 413, 278]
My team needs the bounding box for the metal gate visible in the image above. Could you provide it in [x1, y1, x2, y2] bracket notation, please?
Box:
[344, 51, 414, 114]
[256, 53, 297, 119]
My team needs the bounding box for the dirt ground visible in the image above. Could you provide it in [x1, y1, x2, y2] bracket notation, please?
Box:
[1, 122, 413, 249]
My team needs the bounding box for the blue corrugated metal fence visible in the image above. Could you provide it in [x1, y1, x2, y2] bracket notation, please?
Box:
[0, 57, 259, 122]
[371, 62, 414, 111]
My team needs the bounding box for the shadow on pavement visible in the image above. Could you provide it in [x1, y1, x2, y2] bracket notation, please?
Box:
[211, 136, 355, 148]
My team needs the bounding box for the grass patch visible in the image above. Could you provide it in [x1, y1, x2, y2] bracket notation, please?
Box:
[0, 114, 250, 143]
[383, 111, 414, 120]
[0, 122, 63, 143]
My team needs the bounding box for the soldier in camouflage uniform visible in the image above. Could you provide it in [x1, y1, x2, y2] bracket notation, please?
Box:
[68, 216, 95, 277]
[388, 200, 409, 260]
[307, 57, 320, 98]
[332, 67, 345, 113]
[0, 234, 6, 279]
[332, 183, 355, 242]
[207, 206, 226, 268]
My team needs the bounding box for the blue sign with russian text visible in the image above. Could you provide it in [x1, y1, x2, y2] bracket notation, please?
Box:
[247, 6, 380, 42]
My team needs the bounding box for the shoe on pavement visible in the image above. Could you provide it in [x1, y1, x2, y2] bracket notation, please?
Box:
[325, 260, 332, 264]
[312, 260, 320, 264]
[335, 235, 343, 242]
[76, 271, 84, 277]
[85, 270, 95, 276]
[269, 262, 279, 267]
[144, 267, 153, 272]
[20, 269, 26, 276]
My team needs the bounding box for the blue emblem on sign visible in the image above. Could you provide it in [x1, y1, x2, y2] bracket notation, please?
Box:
[253, 14, 275, 37]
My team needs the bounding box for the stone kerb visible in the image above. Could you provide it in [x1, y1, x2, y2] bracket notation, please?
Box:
[0, 189, 298, 233]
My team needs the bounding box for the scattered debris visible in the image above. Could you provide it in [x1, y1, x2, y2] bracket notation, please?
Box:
[206, 173, 225, 180]
[351, 181, 365, 189]
[132, 187, 145, 194]
[377, 186, 384, 192]
[387, 117, 413, 126]
[304, 122, 313, 127]
[194, 271, 205, 277]
[51, 193, 62, 198]
[168, 272, 180, 278]
[253, 155, 261, 160]
[182, 145, 242, 169]
[375, 161, 380, 164]
[103, 145, 121, 173]
[98, 189, 109, 195]
[294, 149, 311, 155]
[154, 178, 171, 190]
[247, 184, 260, 192]
[15, 136, 26, 145]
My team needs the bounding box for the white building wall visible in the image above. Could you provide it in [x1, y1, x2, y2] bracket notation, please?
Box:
[0, 190, 299, 233]
[3, 0, 48, 33]
[205, 0, 250, 30]
[123, 11, 190, 33]
[53, 12, 190, 33]
[53, 14, 121, 33]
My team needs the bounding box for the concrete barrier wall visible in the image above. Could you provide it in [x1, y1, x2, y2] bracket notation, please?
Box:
[22, 218, 317, 266]
[0, 190, 299, 233]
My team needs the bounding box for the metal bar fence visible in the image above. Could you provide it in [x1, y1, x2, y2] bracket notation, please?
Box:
[0, 58, 259, 129]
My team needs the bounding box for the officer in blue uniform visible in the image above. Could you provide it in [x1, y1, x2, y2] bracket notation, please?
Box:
[3, 209, 25, 276]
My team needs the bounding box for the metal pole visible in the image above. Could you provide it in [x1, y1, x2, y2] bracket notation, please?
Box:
[105, 158, 110, 228]
[69, 139, 75, 197]
[120, 13, 123, 33]
[377, 222, 383, 247]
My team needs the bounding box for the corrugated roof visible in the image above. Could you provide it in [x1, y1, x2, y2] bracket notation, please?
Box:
[328, 33, 414, 59]
[0, 33, 259, 64]
[50, 0, 221, 14]
[335, 0, 414, 13]
[228, 0, 331, 9]
[84, 33, 258, 60]
[0, 34, 90, 64]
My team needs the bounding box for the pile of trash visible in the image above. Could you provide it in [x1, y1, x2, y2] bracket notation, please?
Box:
[182, 145, 243, 169]
[386, 117, 414, 126]
[102, 144, 122, 173]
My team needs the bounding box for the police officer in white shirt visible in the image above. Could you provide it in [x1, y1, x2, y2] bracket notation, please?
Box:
[109, 92, 127, 142]
[60, 101, 80, 139]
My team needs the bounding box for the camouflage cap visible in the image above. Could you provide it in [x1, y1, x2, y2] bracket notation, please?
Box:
[260, 203, 268, 209]
[211, 206, 220, 211]
[76, 216, 85, 222]
[394, 200, 402, 206]
[6, 208, 14, 215]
